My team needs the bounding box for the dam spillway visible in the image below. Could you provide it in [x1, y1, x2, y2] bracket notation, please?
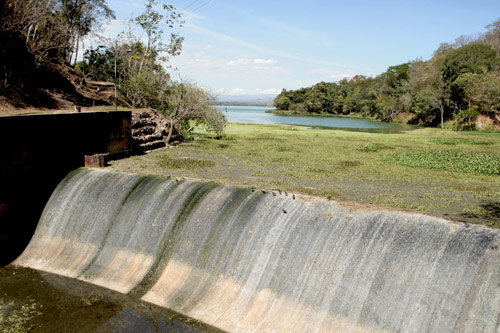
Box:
[14, 168, 500, 332]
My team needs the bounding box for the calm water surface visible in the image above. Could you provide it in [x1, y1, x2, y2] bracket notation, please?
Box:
[216, 105, 413, 133]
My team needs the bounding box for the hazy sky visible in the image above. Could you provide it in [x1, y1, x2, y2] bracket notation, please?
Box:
[100, 0, 500, 96]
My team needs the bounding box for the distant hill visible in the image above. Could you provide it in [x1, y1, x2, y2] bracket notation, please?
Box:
[216, 94, 276, 106]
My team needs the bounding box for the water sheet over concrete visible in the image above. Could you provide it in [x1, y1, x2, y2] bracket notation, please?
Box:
[15, 169, 500, 332]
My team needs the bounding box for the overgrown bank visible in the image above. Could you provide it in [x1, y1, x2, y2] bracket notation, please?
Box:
[108, 123, 500, 228]
[273, 20, 500, 130]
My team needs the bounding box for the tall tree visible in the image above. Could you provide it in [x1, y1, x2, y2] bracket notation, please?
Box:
[135, 0, 183, 74]
[57, 0, 115, 65]
[1, 0, 114, 66]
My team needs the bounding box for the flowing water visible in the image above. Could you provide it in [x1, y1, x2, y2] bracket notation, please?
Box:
[12, 168, 500, 332]
[216, 106, 413, 133]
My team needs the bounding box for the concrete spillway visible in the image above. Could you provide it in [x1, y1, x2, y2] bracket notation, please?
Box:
[14, 169, 500, 332]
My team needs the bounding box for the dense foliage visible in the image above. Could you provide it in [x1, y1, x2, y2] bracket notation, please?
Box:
[274, 20, 500, 129]
[1, 0, 225, 141]
[75, 0, 226, 141]
[1, 0, 114, 67]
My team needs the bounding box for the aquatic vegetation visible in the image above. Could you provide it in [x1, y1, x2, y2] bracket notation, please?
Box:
[383, 150, 500, 175]
[0, 299, 41, 333]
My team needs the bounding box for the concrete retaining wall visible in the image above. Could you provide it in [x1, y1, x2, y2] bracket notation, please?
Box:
[0, 111, 131, 266]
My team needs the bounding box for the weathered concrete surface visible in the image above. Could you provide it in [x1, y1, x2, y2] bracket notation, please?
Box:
[0, 112, 131, 266]
[15, 169, 500, 332]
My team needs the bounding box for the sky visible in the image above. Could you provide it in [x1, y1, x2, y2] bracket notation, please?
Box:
[97, 0, 500, 97]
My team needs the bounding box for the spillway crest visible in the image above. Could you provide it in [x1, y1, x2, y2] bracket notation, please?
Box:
[15, 169, 500, 332]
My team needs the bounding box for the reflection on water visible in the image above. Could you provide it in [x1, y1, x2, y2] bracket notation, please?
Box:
[0, 266, 222, 333]
[216, 105, 414, 133]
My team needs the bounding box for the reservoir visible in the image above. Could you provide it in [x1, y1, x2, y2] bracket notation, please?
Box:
[216, 105, 413, 133]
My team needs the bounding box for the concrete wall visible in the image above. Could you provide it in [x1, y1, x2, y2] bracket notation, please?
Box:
[16, 169, 500, 332]
[0, 111, 131, 266]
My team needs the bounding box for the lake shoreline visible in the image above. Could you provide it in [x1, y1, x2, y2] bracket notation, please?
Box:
[215, 105, 412, 133]
[265, 109, 370, 119]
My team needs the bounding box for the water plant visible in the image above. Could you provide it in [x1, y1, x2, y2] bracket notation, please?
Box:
[383, 150, 500, 175]
[0, 299, 41, 333]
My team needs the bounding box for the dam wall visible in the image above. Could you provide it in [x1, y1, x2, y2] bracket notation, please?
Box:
[0, 111, 131, 266]
[15, 169, 500, 332]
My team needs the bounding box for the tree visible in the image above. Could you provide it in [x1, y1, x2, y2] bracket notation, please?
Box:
[453, 72, 500, 116]
[274, 89, 291, 110]
[135, 0, 183, 74]
[75, 46, 115, 81]
[409, 89, 442, 126]
[269, 19, 500, 130]
[441, 44, 500, 83]
[157, 82, 226, 143]
[482, 19, 500, 55]
[57, 0, 115, 65]
[1, 0, 114, 66]
[453, 73, 483, 109]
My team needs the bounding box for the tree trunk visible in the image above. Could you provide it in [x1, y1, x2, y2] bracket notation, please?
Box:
[440, 103, 444, 129]
[138, 34, 151, 75]
[73, 34, 80, 67]
[165, 118, 175, 144]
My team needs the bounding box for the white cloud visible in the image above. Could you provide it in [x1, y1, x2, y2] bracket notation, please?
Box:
[170, 51, 291, 78]
[227, 58, 278, 66]
[254, 58, 278, 65]
[186, 23, 267, 53]
[224, 88, 250, 95]
[257, 88, 281, 95]
[308, 68, 358, 80]
[215, 88, 280, 96]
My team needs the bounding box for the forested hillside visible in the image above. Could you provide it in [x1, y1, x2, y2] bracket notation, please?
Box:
[274, 21, 500, 130]
[0, 0, 225, 141]
[0, 0, 115, 109]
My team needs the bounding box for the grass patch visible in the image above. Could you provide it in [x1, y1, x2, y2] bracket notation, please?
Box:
[307, 167, 335, 175]
[268, 179, 290, 186]
[252, 171, 272, 177]
[337, 160, 361, 169]
[219, 135, 237, 141]
[356, 144, 394, 152]
[277, 146, 292, 152]
[155, 156, 214, 170]
[434, 138, 494, 146]
[383, 151, 500, 175]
